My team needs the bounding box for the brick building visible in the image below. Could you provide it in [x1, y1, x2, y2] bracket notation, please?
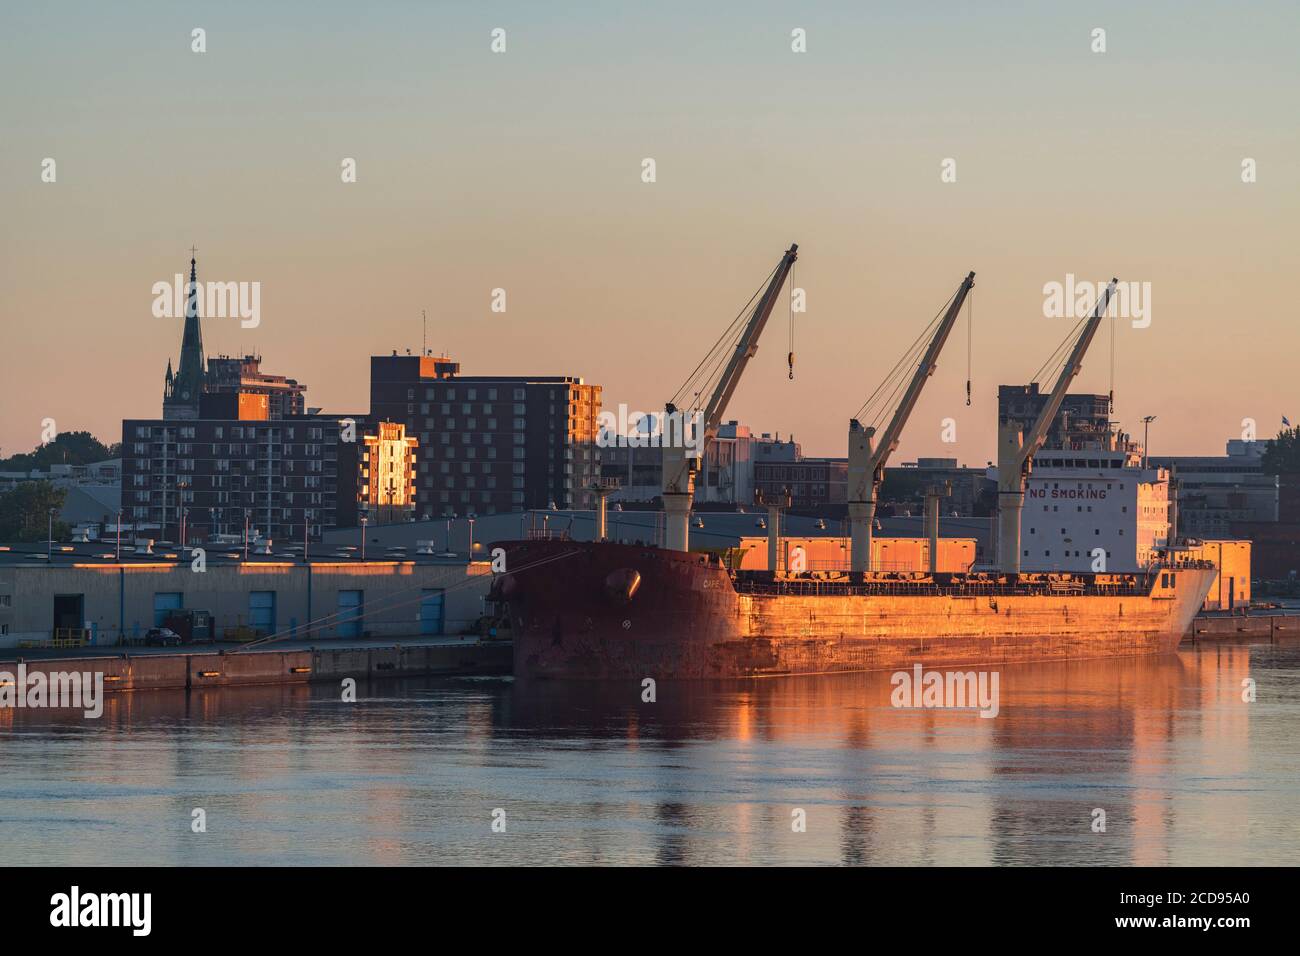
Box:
[754, 458, 848, 509]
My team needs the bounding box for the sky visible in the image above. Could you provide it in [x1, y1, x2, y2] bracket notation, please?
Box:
[2, 1, 1297, 464]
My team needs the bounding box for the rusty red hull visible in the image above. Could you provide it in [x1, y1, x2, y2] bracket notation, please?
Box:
[493, 540, 1217, 680]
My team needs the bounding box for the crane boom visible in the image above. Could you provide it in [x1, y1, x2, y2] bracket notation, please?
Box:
[996, 278, 1117, 573]
[847, 271, 975, 573]
[661, 243, 799, 552]
[699, 243, 799, 443]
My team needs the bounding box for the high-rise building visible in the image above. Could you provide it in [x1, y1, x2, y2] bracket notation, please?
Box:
[206, 354, 307, 418]
[121, 414, 351, 544]
[337, 421, 420, 527]
[369, 354, 602, 516]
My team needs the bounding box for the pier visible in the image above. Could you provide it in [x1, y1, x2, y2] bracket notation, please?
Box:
[0, 636, 511, 693]
[1190, 611, 1300, 641]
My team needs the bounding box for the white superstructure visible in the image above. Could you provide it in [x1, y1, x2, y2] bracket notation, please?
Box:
[1022, 446, 1168, 573]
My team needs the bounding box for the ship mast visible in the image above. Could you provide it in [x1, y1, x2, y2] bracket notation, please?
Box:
[996, 278, 1117, 573]
[662, 243, 798, 552]
[848, 272, 975, 572]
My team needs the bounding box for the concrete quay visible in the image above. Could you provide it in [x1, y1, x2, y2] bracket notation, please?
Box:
[0, 636, 511, 693]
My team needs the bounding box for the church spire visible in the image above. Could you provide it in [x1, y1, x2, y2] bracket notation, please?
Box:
[163, 249, 206, 420]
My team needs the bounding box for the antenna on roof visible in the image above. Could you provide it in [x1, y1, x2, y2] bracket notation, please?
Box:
[422, 309, 428, 356]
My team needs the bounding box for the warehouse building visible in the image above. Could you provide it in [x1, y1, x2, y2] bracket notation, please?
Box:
[0, 547, 491, 649]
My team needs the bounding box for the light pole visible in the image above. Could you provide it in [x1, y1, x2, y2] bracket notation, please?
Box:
[180, 507, 189, 549]
[242, 508, 250, 561]
[47, 507, 56, 561]
[176, 479, 189, 544]
[467, 513, 476, 558]
[360, 515, 368, 560]
[115, 509, 123, 561]
[1141, 415, 1157, 468]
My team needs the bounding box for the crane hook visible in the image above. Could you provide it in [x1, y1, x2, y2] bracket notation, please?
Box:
[966, 379, 971, 407]
[788, 351, 795, 380]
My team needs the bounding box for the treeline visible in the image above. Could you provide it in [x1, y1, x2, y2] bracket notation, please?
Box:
[0, 431, 120, 472]
[0, 482, 70, 542]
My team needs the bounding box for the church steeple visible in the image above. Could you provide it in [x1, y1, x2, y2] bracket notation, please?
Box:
[163, 250, 207, 420]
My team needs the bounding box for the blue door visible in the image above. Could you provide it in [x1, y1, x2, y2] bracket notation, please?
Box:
[419, 590, 444, 635]
[249, 591, 276, 636]
[153, 592, 183, 626]
[337, 590, 363, 638]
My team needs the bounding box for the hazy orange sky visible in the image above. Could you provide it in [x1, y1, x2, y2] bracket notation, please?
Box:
[2, 1, 1297, 463]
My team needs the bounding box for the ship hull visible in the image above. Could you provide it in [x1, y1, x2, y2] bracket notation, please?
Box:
[494, 541, 1217, 680]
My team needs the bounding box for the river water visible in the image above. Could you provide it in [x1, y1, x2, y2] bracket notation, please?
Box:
[2, 642, 1298, 866]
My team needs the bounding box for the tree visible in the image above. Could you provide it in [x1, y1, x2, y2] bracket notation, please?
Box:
[1261, 427, 1300, 475]
[0, 482, 70, 542]
[0, 430, 119, 472]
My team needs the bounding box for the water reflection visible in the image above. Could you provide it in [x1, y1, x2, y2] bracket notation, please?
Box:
[1, 643, 1294, 865]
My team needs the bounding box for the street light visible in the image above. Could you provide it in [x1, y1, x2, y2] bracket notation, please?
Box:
[360, 515, 368, 560]
[47, 507, 57, 561]
[176, 479, 189, 544]
[180, 507, 189, 549]
[467, 513, 476, 558]
[115, 509, 123, 561]
[1142, 415, 1157, 468]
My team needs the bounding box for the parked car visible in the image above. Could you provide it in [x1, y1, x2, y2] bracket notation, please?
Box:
[144, 627, 182, 647]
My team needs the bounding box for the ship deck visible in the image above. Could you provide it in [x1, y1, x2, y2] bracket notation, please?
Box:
[731, 563, 1216, 599]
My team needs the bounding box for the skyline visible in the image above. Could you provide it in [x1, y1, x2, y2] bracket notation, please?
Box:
[3, 1, 1298, 461]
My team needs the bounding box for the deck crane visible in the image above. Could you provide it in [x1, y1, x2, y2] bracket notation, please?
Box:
[996, 278, 1117, 573]
[848, 272, 976, 572]
[662, 243, 799, 552]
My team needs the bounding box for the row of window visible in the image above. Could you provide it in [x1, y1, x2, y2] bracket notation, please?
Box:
[133, 425, 327, 441]
[405, 386, 520, 402]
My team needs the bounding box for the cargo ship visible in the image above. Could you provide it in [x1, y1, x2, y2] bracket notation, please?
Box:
[491, 539, 1217, 680]
[490, 250, 1213, 680]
